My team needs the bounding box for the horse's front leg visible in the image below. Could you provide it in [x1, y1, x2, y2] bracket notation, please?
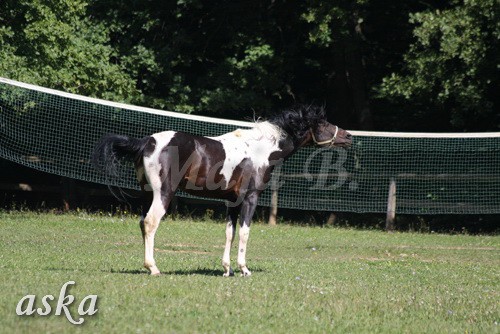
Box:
[237, 192, 259, 277]
[222, 205, 240, 277]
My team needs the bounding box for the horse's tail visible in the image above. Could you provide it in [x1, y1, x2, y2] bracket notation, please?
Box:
[92, 134, 150, 179]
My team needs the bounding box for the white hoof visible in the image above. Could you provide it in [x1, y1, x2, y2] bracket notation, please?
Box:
[240, 267, 252, 277]
[146, 265, 161, 276]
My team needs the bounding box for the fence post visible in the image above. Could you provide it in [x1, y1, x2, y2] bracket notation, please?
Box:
[268, 189, 278, 225]
[386, 179, 396, 231]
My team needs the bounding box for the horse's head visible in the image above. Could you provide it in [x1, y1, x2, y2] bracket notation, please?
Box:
[302, 105, 352, 148]
[309, 120, 352, 148]
[271, 105, 352, 148]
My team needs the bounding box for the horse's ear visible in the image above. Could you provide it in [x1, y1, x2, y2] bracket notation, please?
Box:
[316, 106, 326, 119]
[303, 105, 326, 127]
[280, 110, 302, 138]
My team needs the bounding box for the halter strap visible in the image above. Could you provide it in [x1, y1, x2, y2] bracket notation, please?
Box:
[310, 126, 339, 146]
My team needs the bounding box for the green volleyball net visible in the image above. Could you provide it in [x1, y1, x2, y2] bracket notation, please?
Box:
[1, 77, 499, 214]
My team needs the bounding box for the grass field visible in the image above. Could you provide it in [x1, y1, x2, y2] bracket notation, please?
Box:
[0, 211, 498, 333]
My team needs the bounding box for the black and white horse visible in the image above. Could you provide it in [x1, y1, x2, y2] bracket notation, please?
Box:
[93, 105, 352, 276]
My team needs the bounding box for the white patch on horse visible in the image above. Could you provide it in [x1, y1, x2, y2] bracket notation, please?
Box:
[210, 122, 284, 188]
[144, 131, 176, 189]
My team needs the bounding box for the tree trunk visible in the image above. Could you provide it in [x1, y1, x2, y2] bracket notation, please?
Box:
[345, 41, 374, 130]
[327, 38, 374, 131]
[329, 42, 354, 128]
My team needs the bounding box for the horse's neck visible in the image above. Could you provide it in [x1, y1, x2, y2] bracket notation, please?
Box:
[276, 136, 303, 160]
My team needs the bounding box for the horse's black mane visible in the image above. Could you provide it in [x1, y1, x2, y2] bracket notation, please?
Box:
[270, 105, 327, 140]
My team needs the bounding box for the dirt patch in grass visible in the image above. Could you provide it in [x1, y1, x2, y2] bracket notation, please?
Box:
[154, 246, 210, 255]
[396, 245, 498, 251]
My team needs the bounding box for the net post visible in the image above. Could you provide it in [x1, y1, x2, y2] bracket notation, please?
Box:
[170, 195, 178, 220]
[61, 177, 77, 211]
[386, 178, 396, 231]
[268, 189, 278, 225]
[326, 213, 337, 225]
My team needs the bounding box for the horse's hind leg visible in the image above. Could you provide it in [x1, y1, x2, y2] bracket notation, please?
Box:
[142, 186, 174, 275]
[139, 187, 153, 243]
[139, 162, 174, 276]
[222, 205, 240, 277]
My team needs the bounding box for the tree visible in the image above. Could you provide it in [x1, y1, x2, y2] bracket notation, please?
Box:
[88, 0, 299, 115]
[2, 0, 496, 131]
[300, 1, 375, 129]
[0, 0, 142, 102]
[377, 0, 499, 131]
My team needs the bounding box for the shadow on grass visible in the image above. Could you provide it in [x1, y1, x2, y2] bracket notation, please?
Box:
[109, 269, 147, 275]
[108, 267, 265, 276]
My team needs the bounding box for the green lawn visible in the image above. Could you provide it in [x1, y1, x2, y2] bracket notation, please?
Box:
[0, 211, 498, 333]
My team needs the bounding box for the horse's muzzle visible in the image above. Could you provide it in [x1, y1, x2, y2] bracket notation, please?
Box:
[334, 131, 352, 148]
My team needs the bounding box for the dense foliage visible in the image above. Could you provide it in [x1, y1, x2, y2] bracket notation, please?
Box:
[1, 0, 498, 131]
